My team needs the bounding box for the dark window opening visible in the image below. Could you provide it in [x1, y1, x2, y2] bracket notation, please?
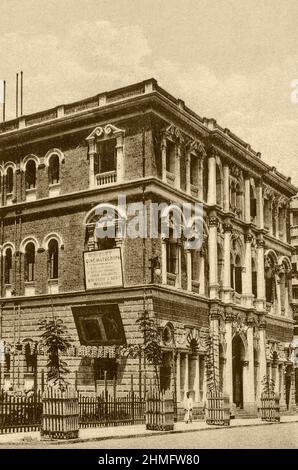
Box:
[166, 140, 176, 173]
[252, 269, 257, 297]
[96, 139, 116, 173]
[6, 168, 13, 194]
[4, 248, 12, 284]
[49, 154, 60, 184]
[190, 155, 198, 186]
[94, 358, 117, 381]
[166, 241, 177, 274]
[24, 243, 35, 282]
[48, 239, 59, 279]
[25, 160, 36, 189]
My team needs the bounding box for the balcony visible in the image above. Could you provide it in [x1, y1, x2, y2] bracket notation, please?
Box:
[96, 170, 116, 186]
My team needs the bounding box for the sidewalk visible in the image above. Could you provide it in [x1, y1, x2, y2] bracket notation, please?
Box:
[0, 415, 297, 446]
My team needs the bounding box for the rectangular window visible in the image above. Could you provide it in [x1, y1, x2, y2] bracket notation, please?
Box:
[166, 242, 177, 274]
[250, 198, 257, 218]
[252, 271, 257, 297]
[166, 140, 175, 173]
[98, 139, 116, 173]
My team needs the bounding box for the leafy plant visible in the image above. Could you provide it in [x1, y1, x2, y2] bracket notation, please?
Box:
[39, 318, 72, 390]
[261, 375, 275, 394]
[204, 331, 221, 394]
[121, 309, 163, 392]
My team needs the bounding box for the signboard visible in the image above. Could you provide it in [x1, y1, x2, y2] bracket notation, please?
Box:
[83, 248, 123, 290]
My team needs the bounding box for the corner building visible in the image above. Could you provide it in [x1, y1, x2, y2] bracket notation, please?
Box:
[0, 78, 296, 417]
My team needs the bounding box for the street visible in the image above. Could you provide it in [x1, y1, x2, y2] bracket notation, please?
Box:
[0, 422, 297, 449]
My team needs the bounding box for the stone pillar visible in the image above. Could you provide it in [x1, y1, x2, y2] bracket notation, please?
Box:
[258, 318, 267, 402]
[175, 145, 181, 190]
[256, 181, 264, 229]
[225, 310, 234, 404]
[186, 153, 191, 195]
[88, 138, 96, 189]
[289, 368, 297, 412]
[116, 133, 124, 183]
[256, 239, 266, 311]
[207, 153, 217, 206]
[184, 353, 189, 399]
[208, 215, 218, 299]
[243, 233, 254, 308]
[223, 222, 232, 303]
[199, 250, 205, 295]
[198, 158, 204, 201]
[161, 239, 167, 284]
[244, 177, 251, 223]
[161, 138, 167, 183]
[279, 363, 287, 410]
[195, 354, 200, 402]
[186, 249, 192, 291]
[246, 317, 256, 412]
[175, 242, 182, 288]
[223, 164, 230, 212]
[176, 352, 181, 402]
[273, 363, 279, 395]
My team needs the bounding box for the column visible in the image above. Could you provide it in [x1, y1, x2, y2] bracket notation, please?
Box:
[161, 138, 167, 183]
[225, 312, 233, 404]
[88, 138, 96, 189]
[223, 222, 232, 303]
[176, 352, 181, 402]
[244, 177, 251, 223]
[195, 355, 200, 402]
[243, 233, 253, 308]
[198, 158, 204, 201]
[274, 363, 279, 395]
[175, 242, 182, 288]
[208, 215, 218, 299]
[246, 317, 256, 411]
[186, 249, 192, 291]
[223, 164, 230, 212]
[207, 153, 217, 206]
[184, 353, 189, 398]
[186, 153, 191, 195]
[256, 239, 266, 311]
[175, 145, 181, 190]
[258, 319, 267, 403]
[279, 363, 286, 410]
[116, 133, 124, 183]
[256, 181, 264, 229]
[199, 250, 205, 295]
[161, 239, 167, 284]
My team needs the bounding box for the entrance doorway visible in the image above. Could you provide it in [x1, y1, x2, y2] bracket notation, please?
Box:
[160, 352, 173, 393]
[232, 335, 244, 408]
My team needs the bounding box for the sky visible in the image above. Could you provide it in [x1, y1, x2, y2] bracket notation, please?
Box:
[0, 0, 297, 185]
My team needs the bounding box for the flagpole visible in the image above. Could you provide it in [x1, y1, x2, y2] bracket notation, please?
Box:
[2, 80, 5, 122]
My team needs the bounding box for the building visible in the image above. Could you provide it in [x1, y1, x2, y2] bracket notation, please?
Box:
[290, 195, 298, 404]
[0, 78, 296, 417]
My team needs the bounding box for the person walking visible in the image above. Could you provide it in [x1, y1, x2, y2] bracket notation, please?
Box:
[184, 391, 193, 423]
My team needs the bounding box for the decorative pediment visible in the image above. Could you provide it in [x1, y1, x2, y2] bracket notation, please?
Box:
[186, 139, 207, 158]
[163, 124, 184, 144]
[86, 124, 125, 142]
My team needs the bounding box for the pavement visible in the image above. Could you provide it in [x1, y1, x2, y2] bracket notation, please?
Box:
[0, 414, 297, 446]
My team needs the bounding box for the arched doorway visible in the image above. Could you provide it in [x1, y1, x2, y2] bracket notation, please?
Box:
[232, 335, 245, 408]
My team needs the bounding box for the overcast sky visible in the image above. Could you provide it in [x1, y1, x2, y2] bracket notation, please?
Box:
[1, 0, 297, 185]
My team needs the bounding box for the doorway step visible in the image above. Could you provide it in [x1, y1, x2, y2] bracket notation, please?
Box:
[232, 407, 258, 419]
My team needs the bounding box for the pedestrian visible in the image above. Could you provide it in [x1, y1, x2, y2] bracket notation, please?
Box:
[184, 391, 193, 423]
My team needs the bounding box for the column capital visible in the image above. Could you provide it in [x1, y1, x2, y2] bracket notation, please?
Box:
[208, 215, 219, 227]
[246, 313, 255, 328]
[256, 238, 265, 248]
[245, 232, 254, 243]
[258, 316, 267, 330]
[223, 222, 233, 233]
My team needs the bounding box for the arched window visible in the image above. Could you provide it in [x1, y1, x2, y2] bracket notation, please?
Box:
[48, 239, 59, 279]
[264, 197, 271, 231]
[235, 255, 242, 294]
[4, 248, 13, 284]
[236, 183, 242, 217]
[24, 243, 35, 282]
[230, 253, 235, 289]
[166, 225, 177, 275]
[48, 154, 60, 185]
[217, 243, 223, 287]
[25, 160, 36, 189]
[6, 167, 13, 194]
[265, 255, 276, 304]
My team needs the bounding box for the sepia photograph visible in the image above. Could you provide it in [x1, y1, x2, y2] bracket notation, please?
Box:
[0, 0, 297, 463]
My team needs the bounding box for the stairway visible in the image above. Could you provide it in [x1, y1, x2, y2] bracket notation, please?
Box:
[232, 406, 258, 419]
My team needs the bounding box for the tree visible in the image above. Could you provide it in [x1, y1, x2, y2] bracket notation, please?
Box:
[39, 318, 72, 390]
[261, 374, 275, 394]
[120, 309, 163, 393]
[204, 331, 221, 394]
